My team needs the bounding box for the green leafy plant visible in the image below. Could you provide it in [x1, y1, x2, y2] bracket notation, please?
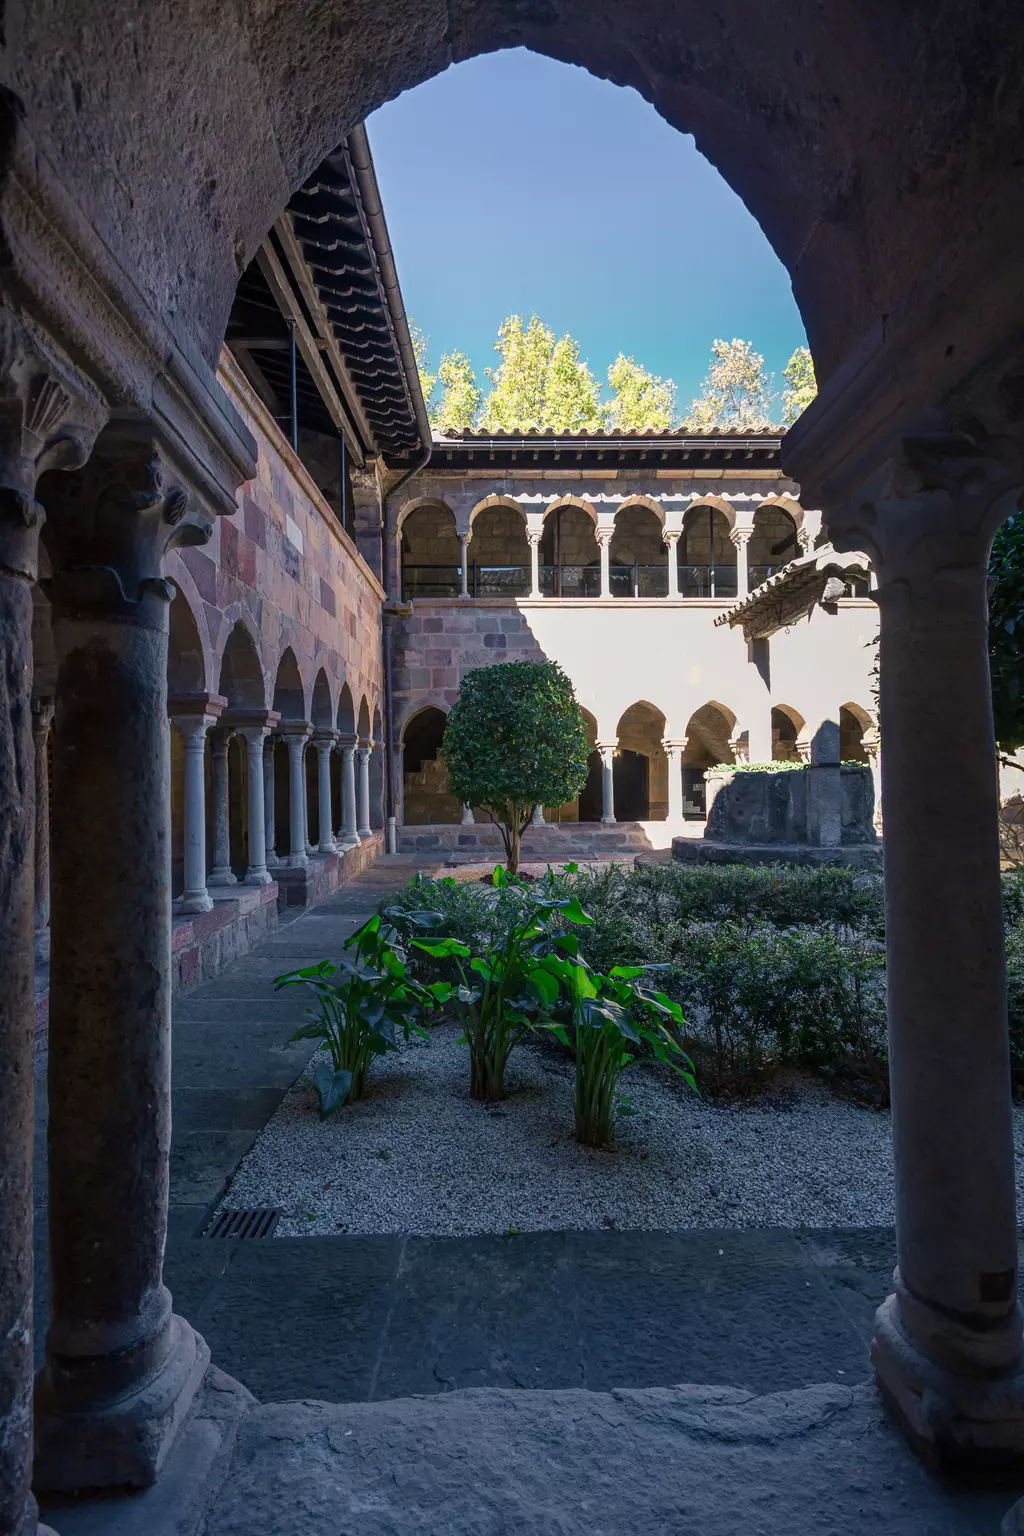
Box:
[274, 914, 443, 1117]
[410, 866, 592, 1101]
[442, 660, 590, 874]
[539, 953, 696, 1147]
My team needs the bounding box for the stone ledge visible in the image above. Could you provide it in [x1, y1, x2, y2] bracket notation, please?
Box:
[673, 837, 883, 869]
[272, 832, 385, 911]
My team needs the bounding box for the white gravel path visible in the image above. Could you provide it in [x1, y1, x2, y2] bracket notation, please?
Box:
[218, 1017, 1004, 1238]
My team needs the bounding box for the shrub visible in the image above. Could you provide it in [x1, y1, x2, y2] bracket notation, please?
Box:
[442, 660, 590, 873]
[274, 914, 441, 1117]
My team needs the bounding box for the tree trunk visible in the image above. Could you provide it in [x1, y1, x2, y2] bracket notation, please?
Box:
[507, 822, 520, 876]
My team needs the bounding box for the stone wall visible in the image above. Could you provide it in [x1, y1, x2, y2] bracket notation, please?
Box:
[704, 765, 876, 847]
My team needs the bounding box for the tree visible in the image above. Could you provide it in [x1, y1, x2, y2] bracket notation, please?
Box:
[781, 345, 817, 425]
[989, 510, 1024, 759]
[605, 353, 677, 432]
[684, 338, 777, 431]
[409, 321, 436, 416]
[433, 350, 481, 434]
[543, 334, 605, 433]
[443, 660, 590, 874]
[479, 315, 554, 432]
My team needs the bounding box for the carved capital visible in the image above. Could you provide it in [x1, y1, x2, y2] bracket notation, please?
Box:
[728, 528, 752, 551]
[40, 423, 214, 625]
[594, 528, 614, 548]
[0, 310, 107, 579]
[827, 429, 1023, 606]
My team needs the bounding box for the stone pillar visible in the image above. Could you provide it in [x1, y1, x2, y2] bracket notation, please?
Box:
[531, 803, 545, 827]
[597, 741, 616, 824]
[0, 343, 102, 1536]
[35, 427, 212, 1492]
[664, 740, 685, 822]
[313, 731, 338, 853]
[663, 532, 680, 597]
[805, 717, 842, 847]
[32, 698, 55, 941]
[864, 728, 883, 832]
[461, 803, 475, 826]
[831, 434, 1024, 1470]
[228, 711, 278, 885]
[168, 695, 225, 914]
[356, 743, 372, 839]
[263, 737, 279, 867]
[527, 531, 542, 599]
[459, 533, 470, 599]
[730, 526, 753, 597]
[281, 725, 311, 868]
[338, 740, 359, 849]
[596, 528, 612, 599]
[206, 727, 237, 886]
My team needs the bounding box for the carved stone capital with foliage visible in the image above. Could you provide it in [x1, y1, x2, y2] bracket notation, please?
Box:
[41, 423, 215, 626]
[0, 309, 106, 580]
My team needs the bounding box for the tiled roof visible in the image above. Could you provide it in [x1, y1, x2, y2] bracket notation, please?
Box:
[714, 545, 873, 638]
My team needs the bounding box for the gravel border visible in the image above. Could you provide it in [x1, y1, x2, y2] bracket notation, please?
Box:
[218, 1018, 934, 1237]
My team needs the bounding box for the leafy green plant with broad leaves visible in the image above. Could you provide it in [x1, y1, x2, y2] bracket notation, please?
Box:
[538, 952, 696, 1147]
[407, 865, 593, 1101]
[442, 659, 590, 874]
[274, 913, 445, 1118]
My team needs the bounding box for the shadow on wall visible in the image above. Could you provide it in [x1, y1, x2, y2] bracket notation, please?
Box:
[705, 723, 876, 848]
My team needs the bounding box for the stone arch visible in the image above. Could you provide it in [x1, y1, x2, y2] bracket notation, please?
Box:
[541, 498, 600, 596]
[272, 647, 307, 723]
[772, 704, 807, 762]
[167, 587, 207, 697]
[396, 495, 458, 537]
[686, 495, 736, 530]
[468, 494, 526, 530]
[310, 668, 333, 729]
[680, 503, 737, 597]
[402, 705, 459, 825]
[609, 501, 666, 590]
[337, 681, 356, 738]
[545, 495, 598, 526]
[357, 695, 372, 741]
[679, 701, 737, 817]
[750, 501, 800, 582]
[400, 499, 461, 597]
[614, 700, 668, 820]
[468, 499, 530, 594]
[840, 701, 873, 763]
[615, 495, 665, 527]
[216, 620, 265, 709]
[570, 707, 604, 824]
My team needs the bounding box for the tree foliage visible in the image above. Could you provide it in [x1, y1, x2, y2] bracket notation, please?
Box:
[604, 354, 676, 433]
[782, 346, 817, 425]
[684, 338, 778, 431]
[990, 510, 1024, 756]
[433, 350, 481, 435]
[443, 660, 590, 872]
[410, 321, 436, 416]
[543, 333, 605, 433]
[479, 315, 554, 432]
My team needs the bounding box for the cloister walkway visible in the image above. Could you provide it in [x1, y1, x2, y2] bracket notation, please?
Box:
[31, 863, 1019, 1534]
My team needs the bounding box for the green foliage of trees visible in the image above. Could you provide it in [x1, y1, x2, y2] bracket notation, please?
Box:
[478, 314, 554, 432]
[781, 346, 817, 425]
[604, 353, 676, 432]
[434, 350, 481, 435]
[442, 660, 590, 873]
[684, 338, 777, 431]
[543, 333, 605, 433]
[990, 510, 1024, 756]
[410, 320, 436, 414]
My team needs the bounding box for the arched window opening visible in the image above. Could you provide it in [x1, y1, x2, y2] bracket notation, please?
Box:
[749, 505, 799, 591]
[403, 707, 459, 824]
[401, 504, 461, 597]
[370, 706, 385, 829]
[469, 505, 530, 597]
[552, 708, 599, 822]
[680, 702, 736, 818]
[540, 504, 599, 598]
[772, 705, 806, 762]
[610, 506, 666, 598]
[840, 704, 871, 763]
[614, 701, 667, 821]
[680, 507, 736, 599]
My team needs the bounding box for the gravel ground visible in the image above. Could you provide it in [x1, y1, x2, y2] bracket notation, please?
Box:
[218, 1019, 938, 1237]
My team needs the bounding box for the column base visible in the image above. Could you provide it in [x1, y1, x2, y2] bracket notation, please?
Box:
[243, 867, 274, 886]
[287, 852, 309, 869]
[34, 1316, 210, 1492]
[357, 828, 372, 840]
[337, 834, 359, 851]
[174, 889, 214, 915]
[600, 815, 616, 826]
[206, 870, 237, 887]
[872, 1292, 1024, 1480]
[319, 839, 337, 855]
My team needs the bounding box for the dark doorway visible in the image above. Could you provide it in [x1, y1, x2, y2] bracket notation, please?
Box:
[578, 749, 604, 821]
[614, 750, 649, 820]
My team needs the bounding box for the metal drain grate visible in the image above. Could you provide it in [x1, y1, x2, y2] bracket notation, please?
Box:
[205, 1208, 281, 1240]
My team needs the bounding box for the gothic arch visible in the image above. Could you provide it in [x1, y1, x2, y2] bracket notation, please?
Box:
[216, 620, 265, 709]
[311, 668, 333, 729]
[337, 681, 356, 738]
[272, 647, 307, 723]
[167, 587, 208, 697]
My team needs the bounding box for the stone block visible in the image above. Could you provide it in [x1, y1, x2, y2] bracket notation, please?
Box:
[423, 616, 443, 633]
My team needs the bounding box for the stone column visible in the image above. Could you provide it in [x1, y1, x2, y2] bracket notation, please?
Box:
[338, 740, 359, 849]
[805, 717, 842, 847]
[263, 736, 279, 867]
[206, 727, 236, 886]
[864, 728, 883, 832]
[357, 742, 372, 838]
[831, 434, 1024, 1470]
[596, 528, 612, 599]
[35, 428, 212, 1492]
[597, 741, 616, 824]
[664, 740, 685, 822]
[531, 803, 545, 827]
[0, 345, 102, 1536]
[461, 803, 475, 826]
[32, 698, 55, 941]
[663, 532, 680, 597]
[168, 695, 225, 914]
[730, 526, 753, 597]
[281, 725, 311, 868]
[313, 731, 338, 853]
[527, 531, 542, 598]
[228, 711, 278, 885]
[459, 533, 470, 599]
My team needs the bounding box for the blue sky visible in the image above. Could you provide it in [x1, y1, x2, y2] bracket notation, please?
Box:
[368, 49, 806, 415]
